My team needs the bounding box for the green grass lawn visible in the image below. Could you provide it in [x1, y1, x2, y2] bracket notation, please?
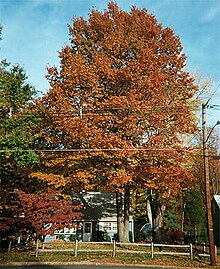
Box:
[1, 247, 220, 268]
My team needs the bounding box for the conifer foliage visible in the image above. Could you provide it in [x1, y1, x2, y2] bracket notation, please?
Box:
[0, 60, 40, 208]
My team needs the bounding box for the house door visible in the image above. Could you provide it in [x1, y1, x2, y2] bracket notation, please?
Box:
[83, 222, 92, 242]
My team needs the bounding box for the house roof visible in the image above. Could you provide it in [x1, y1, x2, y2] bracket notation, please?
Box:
[72, 192, 117, 221]
[213, 195, 220, 209]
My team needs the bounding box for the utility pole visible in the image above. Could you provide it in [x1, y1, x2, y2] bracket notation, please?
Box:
[202, 103, 216, 266]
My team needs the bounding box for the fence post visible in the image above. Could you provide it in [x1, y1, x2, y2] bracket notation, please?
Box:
[35, 239, 39, 257]
[74, 239, 78, 257]
[215, 245, 217, 261]
[8, 240, 12, 253]
[112, 240, 116, 257]
[17, 236, 21, 250]
[151, 242, 154, 259]
[203, 242, 206, 254]
[190, 243, 193, 260]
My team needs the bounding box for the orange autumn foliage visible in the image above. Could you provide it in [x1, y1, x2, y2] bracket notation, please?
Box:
[34, 2, 198, 199]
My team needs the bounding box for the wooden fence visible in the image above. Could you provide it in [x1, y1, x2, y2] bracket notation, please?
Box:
[36, 240, 195, 260]
[193, 243, 218, 258]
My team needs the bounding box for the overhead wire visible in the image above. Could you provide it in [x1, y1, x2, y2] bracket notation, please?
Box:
[0, 147, 198, 153]
[2, 104, 201, 119]
[2, 101, 218, 154]
[203, 83, 220, 106]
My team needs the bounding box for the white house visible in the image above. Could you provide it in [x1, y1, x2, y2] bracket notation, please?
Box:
[45, 192, 134, 242]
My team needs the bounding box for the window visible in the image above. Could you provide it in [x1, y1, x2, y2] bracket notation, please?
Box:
[103, 222, 117, 231]
[84, 222, 91, 233]
[103, 222, 111, 231]
[112, 222, 117, 231]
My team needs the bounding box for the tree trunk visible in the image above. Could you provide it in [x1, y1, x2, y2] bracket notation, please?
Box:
[146, 192, 165, 243]
[116, 189, 130, 243]
[123, 188, 130, 242]
[146, 198, 153, 225]
[153, 203, 165, 242]
[116, 191, 124, 242]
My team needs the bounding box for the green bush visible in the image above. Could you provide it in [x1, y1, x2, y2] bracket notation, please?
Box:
[69, 234, 76, 241]
[103, 231, 111, 242]
[56, 235, 65, 240]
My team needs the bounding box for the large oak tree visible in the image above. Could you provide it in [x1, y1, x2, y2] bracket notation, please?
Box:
[36, 2, 198, 242]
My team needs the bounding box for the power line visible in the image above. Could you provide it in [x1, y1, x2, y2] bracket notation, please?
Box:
[0, 147, 197, 153]
[47, 105, 200, 112]
[203, 83, 220, 106]
[2, 105, 201, 119]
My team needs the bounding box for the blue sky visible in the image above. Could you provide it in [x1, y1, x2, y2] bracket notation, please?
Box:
[1, 0, 220, 126]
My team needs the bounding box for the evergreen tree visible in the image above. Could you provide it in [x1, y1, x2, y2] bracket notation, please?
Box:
[0, 60, 39, 203]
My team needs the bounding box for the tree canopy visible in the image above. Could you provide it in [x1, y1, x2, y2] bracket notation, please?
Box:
[1, 189, 82, 238]
[0, 60, 40, 204]
[33, 2, 199, 242]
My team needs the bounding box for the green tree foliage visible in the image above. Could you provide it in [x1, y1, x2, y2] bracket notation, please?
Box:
[184, 188, 207, 243]
[164, 201, 181, 232]
[163, 200, 183, 243]
[0, 60, 39, 201]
